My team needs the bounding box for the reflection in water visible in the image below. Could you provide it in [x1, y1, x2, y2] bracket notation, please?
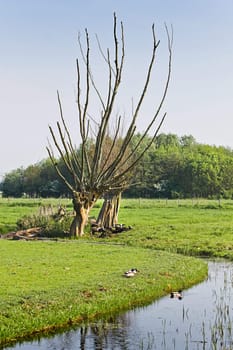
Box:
[5, 261, 233, 349]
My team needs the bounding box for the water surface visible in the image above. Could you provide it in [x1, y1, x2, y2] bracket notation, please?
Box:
[5, 261, 233, 349]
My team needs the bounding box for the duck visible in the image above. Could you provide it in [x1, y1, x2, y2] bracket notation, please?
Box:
[124, 268, 139, 278]
[170, 290, 183, 300]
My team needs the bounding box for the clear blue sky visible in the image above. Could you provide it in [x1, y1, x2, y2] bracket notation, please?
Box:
[1, 0, 233, 177]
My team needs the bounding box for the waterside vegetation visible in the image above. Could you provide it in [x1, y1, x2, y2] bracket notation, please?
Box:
[2, 197, 233, 346]
[0, 240, 207, 347]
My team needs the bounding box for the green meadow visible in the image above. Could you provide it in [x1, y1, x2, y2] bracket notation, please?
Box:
[2, 197, 233, 346]
[105, 198, 233, 259]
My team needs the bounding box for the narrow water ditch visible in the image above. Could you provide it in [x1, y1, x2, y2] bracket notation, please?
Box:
[5, 261, 233, 350]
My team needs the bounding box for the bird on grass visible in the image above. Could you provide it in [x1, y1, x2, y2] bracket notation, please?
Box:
[124, 268, 139, 278]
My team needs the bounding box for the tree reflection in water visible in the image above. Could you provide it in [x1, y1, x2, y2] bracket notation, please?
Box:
[79, 314, 131, 350]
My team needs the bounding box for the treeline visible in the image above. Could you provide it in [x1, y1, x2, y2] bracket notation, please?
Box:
[126, 134, 233, 199]
[1, 133, 233, 199]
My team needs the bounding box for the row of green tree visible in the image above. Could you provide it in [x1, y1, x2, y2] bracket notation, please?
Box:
[1, 133, 233, 199]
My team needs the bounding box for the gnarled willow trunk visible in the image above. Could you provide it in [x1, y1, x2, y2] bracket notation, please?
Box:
[48, 16, 172, 239]
[70, 191, 97, 237]
[96, 192, 121, 229]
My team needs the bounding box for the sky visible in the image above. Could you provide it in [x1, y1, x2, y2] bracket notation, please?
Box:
[1, 0, 233, 178]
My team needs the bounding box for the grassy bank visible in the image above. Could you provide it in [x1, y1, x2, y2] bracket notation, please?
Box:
[1, 197, 231, 346]
[0, 240, 207, 347]
[95, 198, 233, 260]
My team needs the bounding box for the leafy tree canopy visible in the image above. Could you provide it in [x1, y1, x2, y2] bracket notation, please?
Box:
[2, 133, 233, 200]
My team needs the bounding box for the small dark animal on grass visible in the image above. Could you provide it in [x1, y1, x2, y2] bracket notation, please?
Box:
[124, 268, 139, 278]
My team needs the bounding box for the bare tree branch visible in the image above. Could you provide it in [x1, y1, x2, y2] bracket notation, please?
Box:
[48, 14, 172, 236]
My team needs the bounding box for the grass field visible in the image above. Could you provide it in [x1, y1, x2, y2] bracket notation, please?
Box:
[1, 197, 232, 346]
[0, 240, 207, 347]
[1, 197, 233, 259]
[94, 198, 233, 259]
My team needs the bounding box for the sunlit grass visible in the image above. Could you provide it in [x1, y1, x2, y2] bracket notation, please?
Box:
[97, 198, 233, 259]
[1, 197, 233, 258]
[0, 240, 207, 347]
[2, 197, 233, 345]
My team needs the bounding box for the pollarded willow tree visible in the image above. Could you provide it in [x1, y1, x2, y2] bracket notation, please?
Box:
[47, 13, 173, 237]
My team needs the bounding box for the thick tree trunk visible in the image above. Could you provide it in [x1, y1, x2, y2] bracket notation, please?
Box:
[70, 191, 97, 237]
[70, 207, 90, 237]
[96, 192, 121, 229]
